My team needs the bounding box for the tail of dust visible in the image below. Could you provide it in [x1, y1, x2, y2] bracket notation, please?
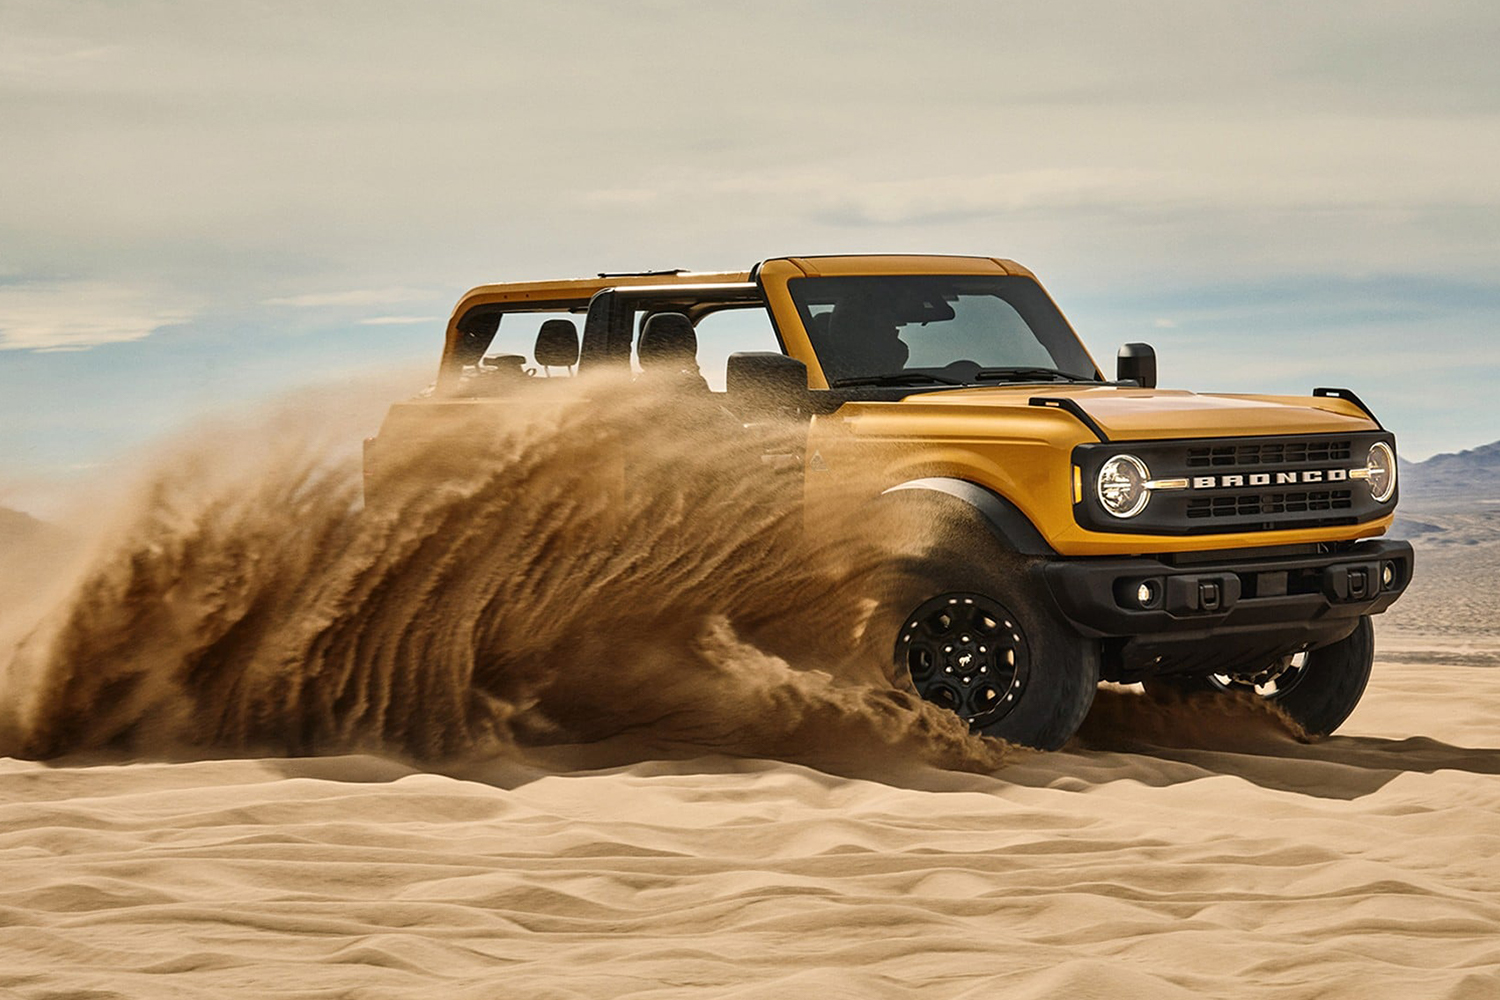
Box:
[0, 375, 1004, 772]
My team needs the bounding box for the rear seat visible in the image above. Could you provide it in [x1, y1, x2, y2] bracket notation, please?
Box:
[637, 313, 709, 391]
[534, 318, 580, 374]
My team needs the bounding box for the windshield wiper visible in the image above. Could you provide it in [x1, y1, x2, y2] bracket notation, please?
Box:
[831, 373, 965, 388]
[972, 366, 1101, 384]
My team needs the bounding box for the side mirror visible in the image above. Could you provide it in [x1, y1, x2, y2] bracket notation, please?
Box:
[1117, 343, 1157, 389]
[726, 352, 809, 415]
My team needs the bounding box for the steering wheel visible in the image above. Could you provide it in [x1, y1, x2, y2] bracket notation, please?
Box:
[938, 360, 983, 382]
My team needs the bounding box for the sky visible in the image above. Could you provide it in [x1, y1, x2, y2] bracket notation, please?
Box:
[2, 0, 1498, 514]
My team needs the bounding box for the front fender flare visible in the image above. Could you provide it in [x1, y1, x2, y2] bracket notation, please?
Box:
[880, 477, 1055, 557]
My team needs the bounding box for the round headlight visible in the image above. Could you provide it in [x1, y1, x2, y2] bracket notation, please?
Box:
[1366, 441, 1396, 503]
[1097, 454, 1151, 518]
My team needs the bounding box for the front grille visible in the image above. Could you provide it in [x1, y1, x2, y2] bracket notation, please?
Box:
[1186, 489, 1355, 519]
[1185, 440, 1352, 468]
[1073, 431, 1394, 536]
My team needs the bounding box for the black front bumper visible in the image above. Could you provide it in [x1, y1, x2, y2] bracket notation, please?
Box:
[1041, 538, 1414, 676]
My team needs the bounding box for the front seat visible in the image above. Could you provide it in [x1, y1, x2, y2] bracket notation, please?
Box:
[534, 318, 580, 374]
[826, 296, 908, 379]
[637, 312, 709, 390]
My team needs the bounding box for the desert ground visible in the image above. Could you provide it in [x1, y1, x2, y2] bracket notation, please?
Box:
[3, 636, 1498, 998]
[4, 565, 1498, 998]
[2, 403, 1497, 999]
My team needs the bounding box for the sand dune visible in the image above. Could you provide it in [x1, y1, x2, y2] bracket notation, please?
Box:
[3, 387, 1499, 996]
[3, 643, 1499, 999]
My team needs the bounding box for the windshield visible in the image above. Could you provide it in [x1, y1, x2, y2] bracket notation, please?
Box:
[787, 275, 1098, 385]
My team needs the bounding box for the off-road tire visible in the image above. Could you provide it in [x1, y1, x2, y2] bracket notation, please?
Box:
[867, 510, 1099, 750]
[1144, 616, 1375, 737]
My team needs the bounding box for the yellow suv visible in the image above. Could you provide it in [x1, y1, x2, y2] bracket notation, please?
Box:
[366, 254, 1412, 749]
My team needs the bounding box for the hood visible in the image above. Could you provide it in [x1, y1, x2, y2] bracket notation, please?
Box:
[870, 385, 1380, 440]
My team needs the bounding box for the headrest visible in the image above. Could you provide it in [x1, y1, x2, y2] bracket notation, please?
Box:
[828, 296, 898, 340]
[534, 319, 580, 367]
[638, 312, 698, 369]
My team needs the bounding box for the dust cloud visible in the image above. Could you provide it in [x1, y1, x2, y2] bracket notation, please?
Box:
[0, 375, 1004, 772]
[1080, 683, 1307, 753]
[0, 373, 1312, 776]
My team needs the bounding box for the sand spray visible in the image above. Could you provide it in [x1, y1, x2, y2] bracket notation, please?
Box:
[0, 372, 1299, 771]
[0, 375, 1007, 769]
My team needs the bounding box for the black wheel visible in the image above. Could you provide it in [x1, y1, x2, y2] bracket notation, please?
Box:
[869, 515, 1099, 750]
[1144, 617, 1375, 737]
[897, 592, 1030, 728]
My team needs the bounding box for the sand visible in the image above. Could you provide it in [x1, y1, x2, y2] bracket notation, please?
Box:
[3, 386, 1497, 997]
[3, 631, 1499, 999]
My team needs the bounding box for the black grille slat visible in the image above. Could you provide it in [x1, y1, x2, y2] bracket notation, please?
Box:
[1187, 489, 1355, 519]
[1185, 440, 1352, 469]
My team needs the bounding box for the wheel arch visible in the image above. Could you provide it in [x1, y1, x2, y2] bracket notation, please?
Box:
[879, 477, 1056, 557]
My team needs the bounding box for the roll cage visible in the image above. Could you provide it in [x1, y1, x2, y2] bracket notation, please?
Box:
[435, 255, 1096, 395]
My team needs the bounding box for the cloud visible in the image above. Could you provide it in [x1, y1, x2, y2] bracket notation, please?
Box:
[264, 288, 433, 308]
[0, 0, 1497, 466]
[357, 315, 441, 326]
[0, 281, 192, 352]
[779, 168, 1165, 227]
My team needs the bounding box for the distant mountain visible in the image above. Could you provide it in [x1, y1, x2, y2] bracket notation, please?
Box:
[0, 506, 51, 550]
[1392, 441, 1500, 545]
[1400, 440, 1500, 501]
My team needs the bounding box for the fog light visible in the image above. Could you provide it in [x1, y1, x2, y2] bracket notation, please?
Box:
[1382, 562, 1396, 588]
[1137, 581, 1157, 606]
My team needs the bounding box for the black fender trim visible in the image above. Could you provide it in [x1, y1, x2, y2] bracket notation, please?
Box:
[1312, 387, 1383, 430]
[881, 477, 1056, 556]
[1028, 396, 1108, 442]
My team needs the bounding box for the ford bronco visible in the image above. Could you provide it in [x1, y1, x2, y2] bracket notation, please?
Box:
[365, 255, 1413, 750]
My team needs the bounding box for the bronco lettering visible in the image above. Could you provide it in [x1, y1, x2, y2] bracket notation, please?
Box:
[1187, 468, 1353, 489]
